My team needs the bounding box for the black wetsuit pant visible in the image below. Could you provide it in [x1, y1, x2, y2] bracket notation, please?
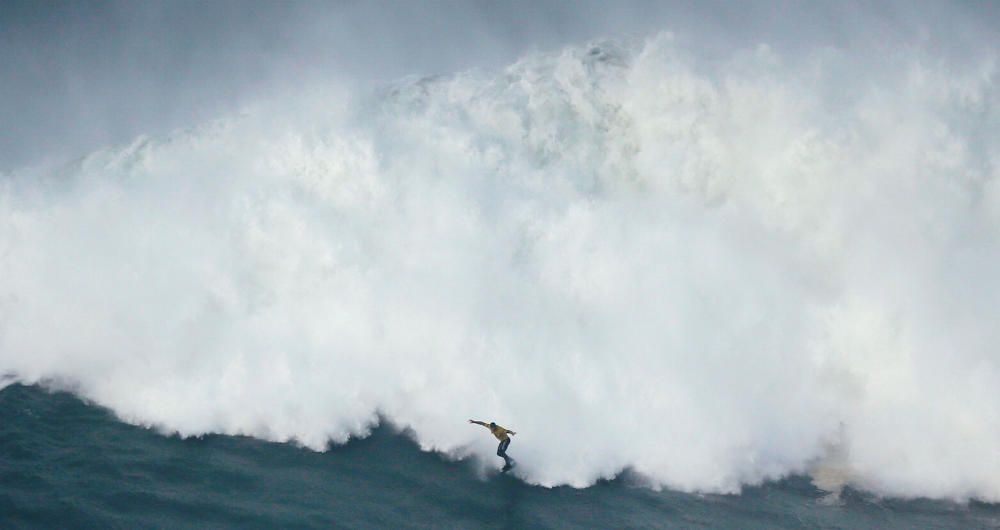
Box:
[497, 438, 511, 467]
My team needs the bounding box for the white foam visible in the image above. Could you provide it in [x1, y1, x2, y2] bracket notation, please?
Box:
[1, 35, 998, 500]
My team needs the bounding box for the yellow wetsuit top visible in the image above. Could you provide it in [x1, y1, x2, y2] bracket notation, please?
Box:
[490, 424, 512, 441]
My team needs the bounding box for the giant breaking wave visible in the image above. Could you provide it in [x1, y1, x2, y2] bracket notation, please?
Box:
[2, 35, 999, 501]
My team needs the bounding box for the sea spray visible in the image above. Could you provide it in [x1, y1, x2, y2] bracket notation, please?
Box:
[1, 35, 998, 500]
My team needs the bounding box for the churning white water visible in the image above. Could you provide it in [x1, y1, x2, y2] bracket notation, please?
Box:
[1, 34, 999, 500]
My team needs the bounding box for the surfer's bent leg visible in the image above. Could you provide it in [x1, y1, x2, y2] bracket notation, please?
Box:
[497, 438, 512, 468]
[497, 438, 510, 458]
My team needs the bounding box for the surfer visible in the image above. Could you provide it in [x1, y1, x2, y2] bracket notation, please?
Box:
[469, 419, 516, 471]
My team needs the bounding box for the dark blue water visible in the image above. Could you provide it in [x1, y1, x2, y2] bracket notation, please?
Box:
[2, 384, 998, 529]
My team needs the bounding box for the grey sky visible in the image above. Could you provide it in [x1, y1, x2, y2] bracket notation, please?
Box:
[1, 0, 996, 170]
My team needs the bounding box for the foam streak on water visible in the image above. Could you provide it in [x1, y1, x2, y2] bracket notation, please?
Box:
[1, 35, 998, 500]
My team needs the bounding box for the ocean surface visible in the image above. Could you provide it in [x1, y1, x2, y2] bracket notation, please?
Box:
[2, 383, 999, 529]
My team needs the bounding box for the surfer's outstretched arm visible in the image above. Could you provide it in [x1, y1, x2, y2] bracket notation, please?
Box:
[468, 419, 488, 427]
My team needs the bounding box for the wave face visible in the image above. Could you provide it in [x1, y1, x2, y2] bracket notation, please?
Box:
[1, 35, 999, 500]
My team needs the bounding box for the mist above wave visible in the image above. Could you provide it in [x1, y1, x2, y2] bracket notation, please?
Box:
[1, 34, 998, 500]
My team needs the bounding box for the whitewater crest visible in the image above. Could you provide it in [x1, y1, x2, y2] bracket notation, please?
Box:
[1, 35, 999, 500]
